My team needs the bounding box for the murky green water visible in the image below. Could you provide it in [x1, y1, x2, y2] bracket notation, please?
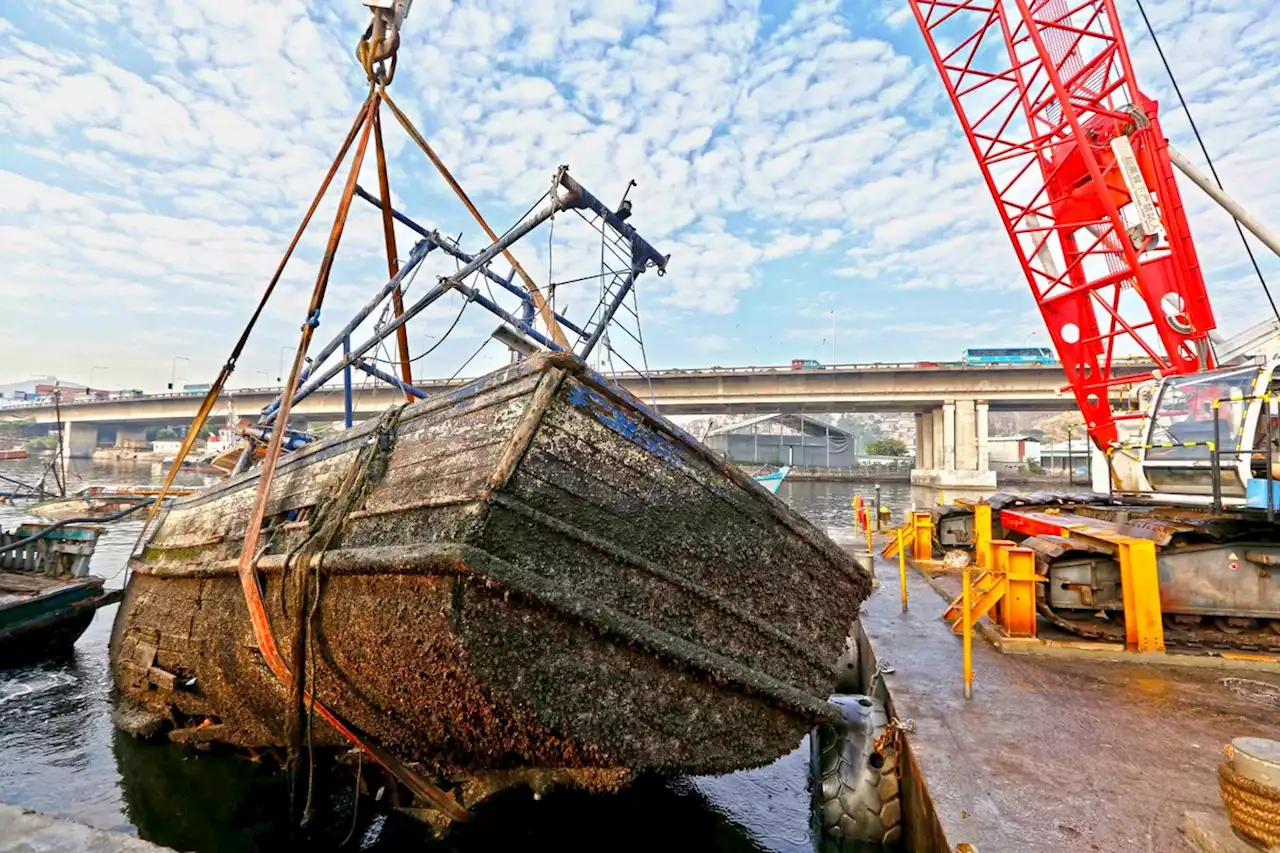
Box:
[0, 459, 904, 852]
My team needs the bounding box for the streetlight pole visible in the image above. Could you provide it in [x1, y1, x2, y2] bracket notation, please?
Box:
[169, 356, 190, 391]
[277, 345, 292, 384]
[90, 365, 109, 391]
[831, 309, 836, 365]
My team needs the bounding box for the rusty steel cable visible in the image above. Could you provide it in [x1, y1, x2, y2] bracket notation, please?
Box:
[229, 93, 467, 822]
[129, 89, 377, 557]
[377, 87, 569, 348]
[371, 105, 415, 399]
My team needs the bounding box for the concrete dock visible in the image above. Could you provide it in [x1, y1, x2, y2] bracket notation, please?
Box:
[0, 804, 176, 852]
[859, 556, 1280, 853]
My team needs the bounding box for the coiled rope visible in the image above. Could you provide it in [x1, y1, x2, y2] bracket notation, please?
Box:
[1219, 761, 1280, 848]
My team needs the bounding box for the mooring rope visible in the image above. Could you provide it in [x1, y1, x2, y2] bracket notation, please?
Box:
[281, 404, 406, 826]
[1219, 761, 1280, 847]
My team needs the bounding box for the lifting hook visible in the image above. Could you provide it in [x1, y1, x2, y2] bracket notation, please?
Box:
[358, 0, 412, 82]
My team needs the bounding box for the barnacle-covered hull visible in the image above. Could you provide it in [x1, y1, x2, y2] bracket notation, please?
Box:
[111, 352, 869, 781]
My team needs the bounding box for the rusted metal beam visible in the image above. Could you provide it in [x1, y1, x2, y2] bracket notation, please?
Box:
[228, 95, 469, 821]
[371, 104, 415, 399]
[378, 88, 570, 348]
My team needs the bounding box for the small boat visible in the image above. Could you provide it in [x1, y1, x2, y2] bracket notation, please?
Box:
[29, 486, 199, 522]
[112, 353, 869, 811]
[0, 449, 29, 461]
[161, 455, 222, 474]
[752, 466, 792, 495]
[0, 523, 117, 665]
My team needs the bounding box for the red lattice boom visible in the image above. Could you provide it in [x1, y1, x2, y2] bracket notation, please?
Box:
[907, 0, 1217, 447]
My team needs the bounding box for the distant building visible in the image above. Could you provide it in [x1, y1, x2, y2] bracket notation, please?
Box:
[988, 436, 1042, 472]
[1038, 439, 1093, 475]
[703, 413, 856, 468]
[0, 379, 89, 407]
[151, 440, 187, 456]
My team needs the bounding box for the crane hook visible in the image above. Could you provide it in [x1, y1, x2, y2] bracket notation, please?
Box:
[357, 0, 412, 85]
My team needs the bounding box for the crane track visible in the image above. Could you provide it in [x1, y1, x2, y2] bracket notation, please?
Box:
[1037, 603, 1280, 655]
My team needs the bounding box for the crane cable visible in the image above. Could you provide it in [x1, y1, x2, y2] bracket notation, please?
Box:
[1133, 0, 1280, 326]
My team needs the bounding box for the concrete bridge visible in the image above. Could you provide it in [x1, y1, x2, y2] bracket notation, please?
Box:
[5, 359, 1155, 493]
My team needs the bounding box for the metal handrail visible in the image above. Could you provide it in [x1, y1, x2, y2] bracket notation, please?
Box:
[2, 358, 1138, 411]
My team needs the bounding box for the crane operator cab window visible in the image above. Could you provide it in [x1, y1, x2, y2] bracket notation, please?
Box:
[1144, 365, 1260, 496]
[1252, 377, 1280, 481]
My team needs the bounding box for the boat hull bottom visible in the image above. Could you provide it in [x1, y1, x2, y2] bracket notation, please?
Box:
[110, 564, 815, 779]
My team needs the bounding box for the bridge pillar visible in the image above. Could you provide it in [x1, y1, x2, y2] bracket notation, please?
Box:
[930, 408, 945, 467]
[115, 425, 148, 450]
[60, 423, 98, 459]
[976, 400, 990, 472]
[915, 412, 934, 469]
[941, 401, 956, 468]
[911, 397, 996, 505]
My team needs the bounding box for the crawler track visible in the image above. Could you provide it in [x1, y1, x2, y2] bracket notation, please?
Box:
[1037, 602, 1280, 655]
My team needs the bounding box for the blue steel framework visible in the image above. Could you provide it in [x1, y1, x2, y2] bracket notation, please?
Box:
[256, 167, 669, 434]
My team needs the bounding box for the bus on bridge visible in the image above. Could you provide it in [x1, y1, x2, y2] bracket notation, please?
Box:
[960, 347, 1056, 366]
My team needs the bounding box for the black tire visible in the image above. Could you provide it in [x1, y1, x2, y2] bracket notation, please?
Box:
[812, 694, 903, 851]
[834, 634, 863, 694]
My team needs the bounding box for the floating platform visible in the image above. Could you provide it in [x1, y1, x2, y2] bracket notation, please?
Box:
[857, 554, 1280, 853]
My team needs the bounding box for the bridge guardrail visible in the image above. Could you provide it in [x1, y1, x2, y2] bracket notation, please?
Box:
[1, 358, 1153, 410]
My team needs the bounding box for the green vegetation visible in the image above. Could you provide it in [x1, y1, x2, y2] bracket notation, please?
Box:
[865, 437, 908, 457]
[23, 435, 57, 452]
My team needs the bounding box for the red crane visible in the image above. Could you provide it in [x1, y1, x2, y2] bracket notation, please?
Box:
[906, 0, 1217, 447]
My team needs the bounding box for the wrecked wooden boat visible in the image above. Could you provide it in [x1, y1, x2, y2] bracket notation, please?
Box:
[1, 523, 117, 665]
[109, 53, 868, 818]
[111, 352, 868, 791]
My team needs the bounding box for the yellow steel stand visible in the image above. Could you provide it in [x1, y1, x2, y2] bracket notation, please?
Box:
[974, 503, 992, 571]
[945, 539, 1013, 631]
[911, 511, 933, 562]
[881, 524, 912, 559]
[897, 528, 908, 612]
[990, 539, 1012, 625]
[1118, 537, 1165, 652]
[998, 547, 1043, 638]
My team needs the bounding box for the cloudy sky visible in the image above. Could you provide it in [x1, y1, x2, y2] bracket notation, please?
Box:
[1, 0, 1278, 392]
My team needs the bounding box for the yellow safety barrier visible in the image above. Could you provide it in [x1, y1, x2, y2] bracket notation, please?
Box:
[942, 503, 1048, 698]
[961, 565, 972, 699]
[897, 528, 908, 612]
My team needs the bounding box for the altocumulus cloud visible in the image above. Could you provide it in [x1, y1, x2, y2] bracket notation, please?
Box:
[0, 0, 1277, 388]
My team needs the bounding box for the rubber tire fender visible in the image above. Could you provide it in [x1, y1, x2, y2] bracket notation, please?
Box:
[811, 693, 903, 851]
